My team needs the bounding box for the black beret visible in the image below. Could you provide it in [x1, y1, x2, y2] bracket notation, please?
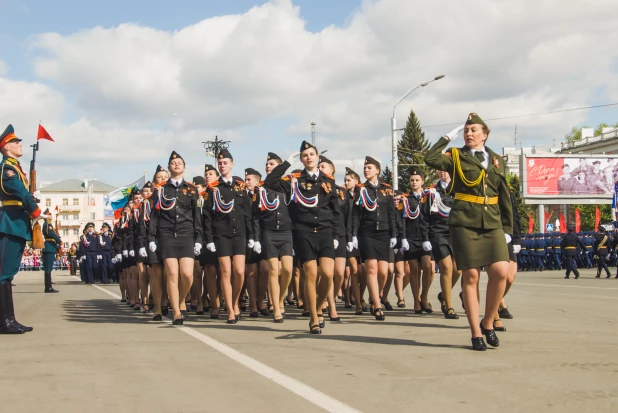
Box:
[193, 176, 205, 186]
[300, 140, 317, 153]
[218, 148, 233, 161]
[204, 164, 218, 175]
[410, 168, 424, 178]
[319, 156, 334, 167]
[345, 167, 359, 177]
[142, 181, 153, 189]
[267, 152, 282, 163]
[245, 168, 261, 178]
[364, 156, 380, 169]
[168, 151, 184, 163]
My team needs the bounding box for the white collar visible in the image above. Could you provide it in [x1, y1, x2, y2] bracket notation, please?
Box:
[170, 177, 183, 186]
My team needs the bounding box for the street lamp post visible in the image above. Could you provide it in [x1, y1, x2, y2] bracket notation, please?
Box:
[391, 75, 445, 190]
[202, 135, 231, 159]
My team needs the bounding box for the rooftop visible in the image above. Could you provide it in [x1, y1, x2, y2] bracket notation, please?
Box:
[39, 179, 116, 193]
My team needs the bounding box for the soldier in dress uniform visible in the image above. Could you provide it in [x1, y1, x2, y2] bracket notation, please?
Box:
[561, 224, 585, 279]
[425, 113, 513, 351]
[571, 171, 588, 194]
[593, 231, 611, 278]
[343, 167, 364, 314]
[98, 222, 113, 284]
[0, 125, 47, 334]
[202, 148, 253, 324]
[201, 164, 221, 319]
[82, 222, 99, 284]
[571, 158, 592, 177]
[586, 160, 604, 193]
[557, 164, 574, 194]
[42, 208, 61, 293]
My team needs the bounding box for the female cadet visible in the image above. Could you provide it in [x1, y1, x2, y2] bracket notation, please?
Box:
[118, 202, 133, 305]
[425, 113, 513, 351]
[392, 191, 410, 308]
[422, 170, 460, 319]
[263, 141, 341, 334]
[148, 151, 202, 325]
[253, 153, 294, 323]
[343, 167, 364, 315]
[352, 156, 397, 321]
[202, 164, 221, 319]
[190, 176, 208, 315]
[401, 169, 431, 313]
[202, 149, 253, 324]
[126, 189, 144, 310]
[318, 156, 351, 322]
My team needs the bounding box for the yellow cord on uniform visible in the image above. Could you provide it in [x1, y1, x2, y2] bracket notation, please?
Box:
[447, 148, 485, 194]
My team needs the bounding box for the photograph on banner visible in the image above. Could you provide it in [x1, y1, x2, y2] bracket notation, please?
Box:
[524, 156, 618, 197]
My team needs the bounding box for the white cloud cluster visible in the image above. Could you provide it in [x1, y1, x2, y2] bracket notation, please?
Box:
[1, 0, 617, 186]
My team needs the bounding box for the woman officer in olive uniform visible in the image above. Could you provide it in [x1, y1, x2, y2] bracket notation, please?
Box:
[352, 156, 397, 321]
[148, 151, 203, 325]
[425, 113, 513, 351]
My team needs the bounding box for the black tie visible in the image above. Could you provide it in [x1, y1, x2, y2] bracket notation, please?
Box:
[474, 151, 485, 164]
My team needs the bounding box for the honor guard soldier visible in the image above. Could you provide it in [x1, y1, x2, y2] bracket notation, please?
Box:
[42, 208, 61, 293]
[0, 124, 46, 334]
[593, 231, 611, 278]
[99, 222, 113, 284]
[561, 225, 586, 279]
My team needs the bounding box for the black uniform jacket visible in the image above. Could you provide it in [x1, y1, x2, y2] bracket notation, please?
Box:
[352, 180, 397, 238]
[560, 232, 585, 256]
[202, 176, 253, 244]
[251, 180, 292, 243]
[400, 191, 427, 243]
[263, 161, 341, 238]
[420, 183, 453, 241]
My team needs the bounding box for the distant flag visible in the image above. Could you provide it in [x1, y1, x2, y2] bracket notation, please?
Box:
[37, 124, 55, 142]
[559, 212, 567, 234]
[107, 175, 146, 212]
[528, 212, 534, 234]
[575, 208, 581, 233]
[594, 206, 601, 232]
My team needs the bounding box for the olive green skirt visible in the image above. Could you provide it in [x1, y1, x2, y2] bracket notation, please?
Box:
[449, 225, 509, 270]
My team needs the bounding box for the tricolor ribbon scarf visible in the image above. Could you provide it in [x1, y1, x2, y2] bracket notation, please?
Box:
[155, 188, 176, 211]
[428, 188, 451, 217]
[213, 188, 234, 213]
[290, 178, 318, 208]
[258, 186, 279, 211]
[402, 196, 420, 219]
[356, 186, 377, 211]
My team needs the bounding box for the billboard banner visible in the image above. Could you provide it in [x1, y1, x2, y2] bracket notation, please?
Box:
[523, 155, 618, 198]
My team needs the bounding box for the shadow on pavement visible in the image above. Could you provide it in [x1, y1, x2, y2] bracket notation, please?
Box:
[274, 332, 469, 349]
[62, 299, 149, 325]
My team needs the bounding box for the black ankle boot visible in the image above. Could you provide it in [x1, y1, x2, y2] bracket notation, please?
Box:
[0, 283, 25, 334]
[44, 272, 59, 293]
[5, 283, 32, 332]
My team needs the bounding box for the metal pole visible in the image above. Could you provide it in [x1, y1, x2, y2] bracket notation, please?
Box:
[391, 116, 398, 190]
[538, 204, 545, 233]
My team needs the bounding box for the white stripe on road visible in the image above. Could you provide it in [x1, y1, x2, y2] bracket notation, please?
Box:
[511, 282, 618, 291]
[71, 277, 361, 413]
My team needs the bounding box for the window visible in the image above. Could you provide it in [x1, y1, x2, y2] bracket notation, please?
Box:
[45, 199, 51, 207]
[73, 198, 79, 205]
[62, 229, 69, 236]
[73, 214, 79, 220]
[62, 214, 68, 221]
[62, 198, 68, 206]
[90, 212, 96, 220]
[64, 242, 69, 249]
[73, 229, 79, 236]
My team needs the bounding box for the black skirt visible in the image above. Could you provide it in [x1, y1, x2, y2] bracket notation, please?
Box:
[262, 230, 294, 260]
[198, 249, 219, 266]
[359, 230, 390, 261]
[403, 239, 431, 261]
[159, 235, 195, 260]
[335, 235, 347, 259]
[429, 233, 453, 262]
[214, 235, 246, 258]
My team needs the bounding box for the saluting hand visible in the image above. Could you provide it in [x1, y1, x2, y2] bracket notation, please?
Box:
[286, 151, 301, 165]
[444, 124, 465, 141]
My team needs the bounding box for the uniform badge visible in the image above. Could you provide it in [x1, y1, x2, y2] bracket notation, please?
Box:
[182, 188, 187, 195]
[252, 193, 257, 202]
[307, 183, 313, 190]
[338, 190, 345, 201]
[380, 189, 386, 196]
[385, 189, 393, 196]
[5, 169, 15, 178]
[300, 182, 306, 190]
[397, 203, 403, 211]
[492, 156, 500, 168]
[322, 182, 332, 193]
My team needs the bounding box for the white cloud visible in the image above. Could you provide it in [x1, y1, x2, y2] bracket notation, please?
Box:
[2, 0, 617, 185]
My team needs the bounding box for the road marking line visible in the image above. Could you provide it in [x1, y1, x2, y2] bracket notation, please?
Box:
[71, 277, 362, 413]
[511, 282, 618, 290]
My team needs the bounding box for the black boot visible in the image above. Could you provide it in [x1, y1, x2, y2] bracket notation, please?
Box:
[0, 283, 25, 334]
[5, 283, 32, 332]
[45, 272, 59, 293]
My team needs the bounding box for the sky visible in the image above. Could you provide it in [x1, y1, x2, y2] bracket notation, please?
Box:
[1, 0, 617, 188]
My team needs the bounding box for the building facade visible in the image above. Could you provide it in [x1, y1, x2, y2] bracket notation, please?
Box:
[38, 178, 117, 248]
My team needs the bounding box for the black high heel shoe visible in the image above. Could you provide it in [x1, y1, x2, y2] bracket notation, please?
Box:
[309, 323, 321, 334]
[480, 322, 500, 347]
[471, 337, 487, 351]
[318, 314, 325, 329]
[172, 318, 184, 326]
[420, 302, 433, 314]
[374, 308, 385, 321]
[328, 307, 340, 322]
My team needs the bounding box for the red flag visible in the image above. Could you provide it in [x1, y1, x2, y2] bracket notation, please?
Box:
[595, 206, 600, 232]
[54, 205, 59, 213]
[559, 212, 567, 233]
[575, 208, 581, 233]
[37, 124, 55, 142]
[544, 211, 551, 226]
[528, 212, 534, 234]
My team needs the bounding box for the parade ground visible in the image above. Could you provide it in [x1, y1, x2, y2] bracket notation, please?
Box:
[2, 270, 616, 413]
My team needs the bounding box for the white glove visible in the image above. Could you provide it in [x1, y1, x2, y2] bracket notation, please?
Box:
[129, 250, 135, 257]
[401, 239, 410, 251]
[346, 242, 354, 252]
[352, 236, 358, 249]
[422, 241, 433, 251]
[111, 258, 117, 264]
[286, 151, 301, 165]
[389, 238, 397, 248]
[122, 250, 128, 258]
[139, 247, 147, 257]
[505, 234, 512, 244]
[194, 243, 202, 256]
[253, 241, 262, 254]
[444, 124, 465, 141]
[115, 253, 122, 261]
[149, 242, 157, 252]
[206, 243, 216, 252]
[513, 244, 521, 254]
[247, 239, 255, 249]
[334, 239, 339, 249]
[97, 255, 102, 260]
[292, 249, 295, 256]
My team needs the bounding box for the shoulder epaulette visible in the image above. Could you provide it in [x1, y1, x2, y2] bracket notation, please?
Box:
[282, 172, 301, 181]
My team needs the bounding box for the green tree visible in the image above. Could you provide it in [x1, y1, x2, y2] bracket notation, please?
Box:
[573, 204, 612, 231]
[380, 166, 393, 186]
[594, 123, 610, 136]
[397, 109, 434, 192]
[507, 174, 535, 234]
[564, 125, 588, 142]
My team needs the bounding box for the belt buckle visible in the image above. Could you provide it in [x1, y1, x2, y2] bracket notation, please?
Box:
[484, 196, 488, 205]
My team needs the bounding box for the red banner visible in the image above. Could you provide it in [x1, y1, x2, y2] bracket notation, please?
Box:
[528, 212, 534, 234]
[595, 206, 600, 232]
[37, 124, 55, 142]
[525, 156, 617, 196]
[559, 212, 567, 233]
[575, 208, 581, 232]
[544, 211, 551, 227]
